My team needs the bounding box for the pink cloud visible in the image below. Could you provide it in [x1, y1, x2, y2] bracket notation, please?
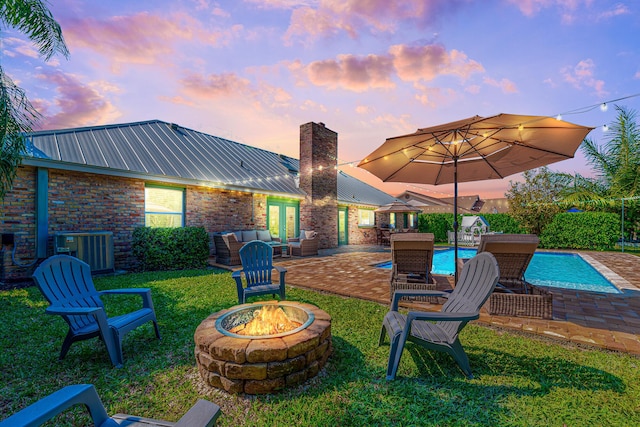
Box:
[181, 72, 253, 98]
[391, 45, 484, 81]
[3, 37, 40, 59]
[507, 0, 594, 23]
[284, 0, 469, 43]
[302, 43, 483, 91]
[31, 70, 120, 130]
[561, 59, 607, 96]
[61, 12, 229, 69]
[598, 3, 630, 20]
[483, 77, 519, 94]
[306, 54, 395, 92]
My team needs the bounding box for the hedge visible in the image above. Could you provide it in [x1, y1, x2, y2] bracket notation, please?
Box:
[132, 226, 210, 271]
[540, 212, 620, 250]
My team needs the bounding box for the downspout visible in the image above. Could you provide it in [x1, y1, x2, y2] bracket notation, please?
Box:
[36, 167, 48, 259]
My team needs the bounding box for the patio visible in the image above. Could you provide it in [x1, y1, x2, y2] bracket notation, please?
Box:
[268, 246, 640, 355]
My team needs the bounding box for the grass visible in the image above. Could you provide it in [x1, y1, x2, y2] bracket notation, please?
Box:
[1, 268, 640, 426]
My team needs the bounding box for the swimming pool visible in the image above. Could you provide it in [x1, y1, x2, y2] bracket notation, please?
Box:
[378, 248, 621, 294]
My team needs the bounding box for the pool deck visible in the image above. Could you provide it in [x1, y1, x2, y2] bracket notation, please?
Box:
[259, 245, 640, 355]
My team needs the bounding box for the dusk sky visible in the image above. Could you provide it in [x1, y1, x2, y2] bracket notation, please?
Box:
[4, 0, 640, 199]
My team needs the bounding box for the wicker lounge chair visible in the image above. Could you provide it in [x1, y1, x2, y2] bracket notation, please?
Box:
[0, 384, 220, 426]
[32, 255, 161, 368]
[389, 233, 437, 303]
[474, 234, 553, 319]
[379, 252, 500, 380]
[232, 240, 286, 304]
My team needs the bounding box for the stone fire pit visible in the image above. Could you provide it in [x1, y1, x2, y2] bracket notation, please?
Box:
[194, 301, 332, 394]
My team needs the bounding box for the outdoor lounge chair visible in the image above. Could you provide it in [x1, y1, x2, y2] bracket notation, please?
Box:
[476, 233, 540, 293]
[389, 233, 437, 303]
[0, 383, 221, 427]
[472, 233, 553, 319]
[379, 252, 499, 380]
[32, 255, 161, 368]
[233, 240, 286, 304]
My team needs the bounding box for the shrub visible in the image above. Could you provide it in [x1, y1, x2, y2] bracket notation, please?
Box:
[540, 212, 620, 250]
[132, 226, 210, 271]
[417, 213, 453, 242]
[482, 213, 526, 234]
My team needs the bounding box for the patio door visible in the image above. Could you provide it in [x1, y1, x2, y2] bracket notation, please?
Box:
[338, 207, 348, 245]
[267, 199, 299, 242]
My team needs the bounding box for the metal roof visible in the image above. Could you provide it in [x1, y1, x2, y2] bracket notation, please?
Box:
[24, 119, 398, 206]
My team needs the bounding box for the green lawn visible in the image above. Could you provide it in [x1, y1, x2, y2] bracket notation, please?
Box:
[1, 269, 639, 426]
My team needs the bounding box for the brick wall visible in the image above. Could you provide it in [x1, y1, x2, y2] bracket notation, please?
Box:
[0, 166, 261, 280]
[299, 122, 338, 249]
[346, 206, 378, 245]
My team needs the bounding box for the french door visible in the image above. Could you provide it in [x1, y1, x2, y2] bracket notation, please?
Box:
[267, 199, 299, 242]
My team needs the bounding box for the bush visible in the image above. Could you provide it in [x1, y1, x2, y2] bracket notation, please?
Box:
[482, 213, 526, 234]
[417, 213, 453, 242]
[132, 226, 210, 271]
[540, 212, 620, 250]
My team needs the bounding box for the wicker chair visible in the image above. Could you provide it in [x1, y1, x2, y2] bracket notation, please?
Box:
[288, 230, 318, 257]
[389, 233, 437, 303]
[475, 233, 553, 319]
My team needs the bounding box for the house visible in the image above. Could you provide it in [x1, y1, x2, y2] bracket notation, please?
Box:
[0, 121, 401, 281]
[396, 190, 509, 214]
[448, 215, 490, 245]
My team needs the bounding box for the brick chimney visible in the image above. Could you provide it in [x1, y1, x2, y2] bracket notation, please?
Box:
[299, 122, 338, 249]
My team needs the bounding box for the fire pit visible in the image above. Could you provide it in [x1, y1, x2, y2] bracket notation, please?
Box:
[194, 301, 332, 394]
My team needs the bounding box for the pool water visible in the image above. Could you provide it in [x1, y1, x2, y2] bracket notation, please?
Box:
[379, 248, 621, 294]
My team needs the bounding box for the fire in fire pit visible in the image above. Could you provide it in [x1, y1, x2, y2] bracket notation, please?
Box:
[195, 301, 331, 394]
[218, 303, 314, 338]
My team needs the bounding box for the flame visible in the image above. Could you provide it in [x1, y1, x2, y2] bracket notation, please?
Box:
[229, 305, 301, 336]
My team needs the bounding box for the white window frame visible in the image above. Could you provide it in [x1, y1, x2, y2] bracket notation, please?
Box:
[358, 209, 375, 227]
[144, 185, 185, 228]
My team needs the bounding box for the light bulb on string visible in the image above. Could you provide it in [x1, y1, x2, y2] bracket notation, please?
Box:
[603, 124, 609, 132]
[600, 103, 608, 112]
[556, 114, 562, 121]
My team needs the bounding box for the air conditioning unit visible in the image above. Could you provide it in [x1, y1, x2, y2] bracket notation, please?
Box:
[54, 231, 114, 273]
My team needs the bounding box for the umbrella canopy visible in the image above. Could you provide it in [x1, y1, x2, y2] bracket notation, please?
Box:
[374, 201, 422, 213]
[358, 113, 594, 281]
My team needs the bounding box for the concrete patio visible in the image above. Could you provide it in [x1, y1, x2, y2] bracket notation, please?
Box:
[267, 245, 640, 355]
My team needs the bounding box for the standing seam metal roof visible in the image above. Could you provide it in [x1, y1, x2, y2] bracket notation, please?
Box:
[25, 119, 399, 206]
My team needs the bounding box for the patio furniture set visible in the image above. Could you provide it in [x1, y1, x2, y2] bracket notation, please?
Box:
[3, 231, 550, 422]
[213, 229, 318, 265]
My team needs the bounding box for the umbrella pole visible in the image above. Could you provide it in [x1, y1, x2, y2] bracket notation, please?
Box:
[453, 157, 459, 284]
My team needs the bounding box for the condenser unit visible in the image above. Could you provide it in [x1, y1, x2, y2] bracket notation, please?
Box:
[54, 231, 115, 273]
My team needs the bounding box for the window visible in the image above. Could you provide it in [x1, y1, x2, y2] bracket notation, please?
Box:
[145, 186, 184, 227]
[389, 212, 396, 229]
[358, 209, 375, 227]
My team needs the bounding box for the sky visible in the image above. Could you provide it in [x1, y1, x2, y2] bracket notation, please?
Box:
[3, 0, 640, 199]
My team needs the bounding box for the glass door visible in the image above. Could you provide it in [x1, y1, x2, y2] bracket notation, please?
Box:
[267, 199, 299, 242]
[338, 207, 348, 245]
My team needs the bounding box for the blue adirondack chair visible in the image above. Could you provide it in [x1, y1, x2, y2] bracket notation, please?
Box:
[232, 240, 286, 304]
[32, 255, 161, 368]
[0, 384, 221, 426]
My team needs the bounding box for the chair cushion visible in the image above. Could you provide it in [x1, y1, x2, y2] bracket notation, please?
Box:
[257, 230, 272, 242]
[232, 231, 243, 242]
[305, 230, 316, 239]
[242, 230, 258, 242]
[299, 229, 306, 239]
[225, 232, 239, 243]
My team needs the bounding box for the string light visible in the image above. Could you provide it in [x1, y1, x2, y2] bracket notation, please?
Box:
[218, 93, 640, 193]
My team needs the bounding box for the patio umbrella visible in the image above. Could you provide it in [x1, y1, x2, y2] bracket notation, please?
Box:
[358, 113, 594, 282]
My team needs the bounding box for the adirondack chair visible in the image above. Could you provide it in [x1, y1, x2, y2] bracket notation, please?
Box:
[379, 252, 499, 380]
[32, 255, 161, 368]
[0, 384, 221, 427]
[232, 240, 286, 304]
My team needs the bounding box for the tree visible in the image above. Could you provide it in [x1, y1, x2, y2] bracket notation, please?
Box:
[561, 106, 640, 240]
[0, 0, 68, 200]
[505, 167, 571, 235]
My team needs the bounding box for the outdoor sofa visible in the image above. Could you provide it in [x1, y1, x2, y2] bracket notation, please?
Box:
[213, 230, 281, 265]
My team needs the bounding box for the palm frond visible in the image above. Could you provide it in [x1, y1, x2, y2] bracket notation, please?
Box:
[0, 0, 69, 60]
